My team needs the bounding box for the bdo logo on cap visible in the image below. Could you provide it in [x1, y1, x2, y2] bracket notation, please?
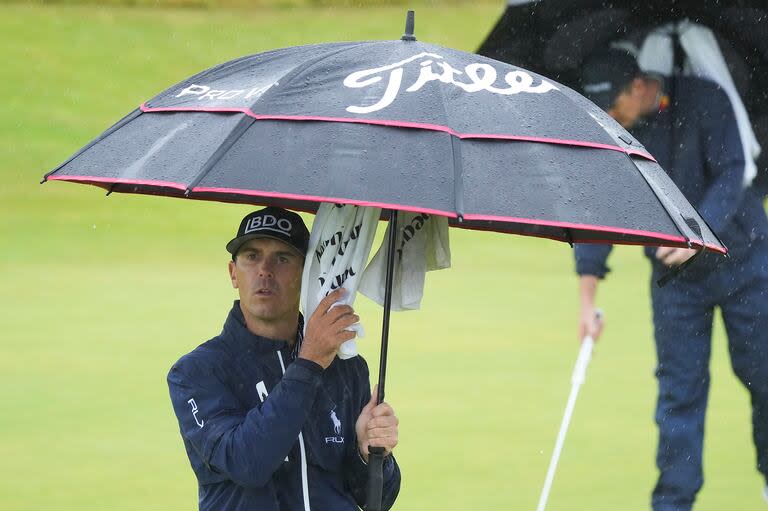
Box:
[244, 214, 293, 235]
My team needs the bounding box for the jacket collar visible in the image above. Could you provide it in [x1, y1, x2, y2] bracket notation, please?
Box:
[221, 301, 296, 356]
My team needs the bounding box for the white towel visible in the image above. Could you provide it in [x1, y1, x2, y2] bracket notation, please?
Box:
[300, 203, 380, 360]
[637, 21, 761, 185]
[359, 211, 451, 311]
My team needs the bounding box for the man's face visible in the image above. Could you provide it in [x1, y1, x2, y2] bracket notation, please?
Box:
[228, 237, 303, 330]
[636, 77, 662, 116]
[609, 77, 662, 128]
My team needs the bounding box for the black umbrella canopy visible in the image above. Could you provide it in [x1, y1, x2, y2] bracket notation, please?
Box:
[44, 34, 724, 254]
[477, 0, 768, 190]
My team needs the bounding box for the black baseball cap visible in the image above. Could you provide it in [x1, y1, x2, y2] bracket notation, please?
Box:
[226, 207, 310, 258]
[581, 48, 641, 110]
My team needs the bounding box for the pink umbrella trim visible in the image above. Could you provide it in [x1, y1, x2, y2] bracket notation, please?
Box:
[139, 104, 656, 161]
[47, 174, 724, 254]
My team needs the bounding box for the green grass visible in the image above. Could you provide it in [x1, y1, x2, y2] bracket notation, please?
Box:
[1, 3, 764, 510]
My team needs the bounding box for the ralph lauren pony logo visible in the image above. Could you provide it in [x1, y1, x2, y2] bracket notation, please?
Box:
[325, 409, 344, 444]
[343, 52, 558, 114]
[330, 409, 342, 435]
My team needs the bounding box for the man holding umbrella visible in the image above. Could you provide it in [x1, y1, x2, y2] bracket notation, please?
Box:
[574, 47, 768, 509]
[167, 207, 401, 511]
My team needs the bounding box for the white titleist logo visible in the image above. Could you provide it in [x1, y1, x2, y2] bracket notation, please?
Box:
[343, 52, 557, 114]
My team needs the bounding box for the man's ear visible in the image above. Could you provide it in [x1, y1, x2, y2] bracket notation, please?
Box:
[228, 259, 238, 289]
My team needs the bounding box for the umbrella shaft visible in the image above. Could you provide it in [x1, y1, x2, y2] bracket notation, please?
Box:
[376, 209, 398, 405]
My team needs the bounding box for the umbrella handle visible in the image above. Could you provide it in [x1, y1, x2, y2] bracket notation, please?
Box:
[365, 446, 386, 511]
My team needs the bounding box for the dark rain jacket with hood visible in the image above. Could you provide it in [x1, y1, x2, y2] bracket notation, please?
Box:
[167, 302, 401, 511]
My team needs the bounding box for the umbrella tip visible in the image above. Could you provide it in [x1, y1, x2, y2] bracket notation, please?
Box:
[401, 10, 416, 41]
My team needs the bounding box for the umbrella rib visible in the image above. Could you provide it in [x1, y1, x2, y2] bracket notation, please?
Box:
[185, 115, 257, 195]
[629, 156, 693, 244]
[450, 125, 465, 221]
[41, 108, 142, 183]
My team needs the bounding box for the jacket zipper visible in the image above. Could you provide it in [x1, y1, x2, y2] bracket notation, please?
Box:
[277, 350, 312, 511]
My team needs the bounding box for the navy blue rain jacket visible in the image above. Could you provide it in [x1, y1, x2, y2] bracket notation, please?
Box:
[575, 77, 768, 279]
[167, 302, 401, 511]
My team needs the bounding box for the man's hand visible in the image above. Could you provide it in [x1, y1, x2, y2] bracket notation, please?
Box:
[300, 288, 359, 369]
[579, 275, 605, 342]
[580, 305, 604, 342]
[356, 386, 398, 463]
[655, 246, 697, 267]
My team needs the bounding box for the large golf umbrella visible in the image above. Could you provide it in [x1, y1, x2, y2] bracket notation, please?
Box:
[42, 12, 725, 510]
[477, 0, 768, 190]
[43, 24, 724, 251]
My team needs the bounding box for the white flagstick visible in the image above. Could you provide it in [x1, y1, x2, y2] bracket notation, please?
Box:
[536, 312, 602, 511]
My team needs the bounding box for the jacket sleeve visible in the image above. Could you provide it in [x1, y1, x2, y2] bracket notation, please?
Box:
[343, 358, 401, 510]
[695, 87, 748, 235]
[167, 355, 323, 488]
[574, 243, 613, 279]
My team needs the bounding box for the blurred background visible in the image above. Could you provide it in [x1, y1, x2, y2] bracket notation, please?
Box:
[0, 1, 761, 509]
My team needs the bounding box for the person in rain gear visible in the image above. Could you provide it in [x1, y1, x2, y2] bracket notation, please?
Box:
[167, 207, 401, 511]
[574, 48, 768, 510]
